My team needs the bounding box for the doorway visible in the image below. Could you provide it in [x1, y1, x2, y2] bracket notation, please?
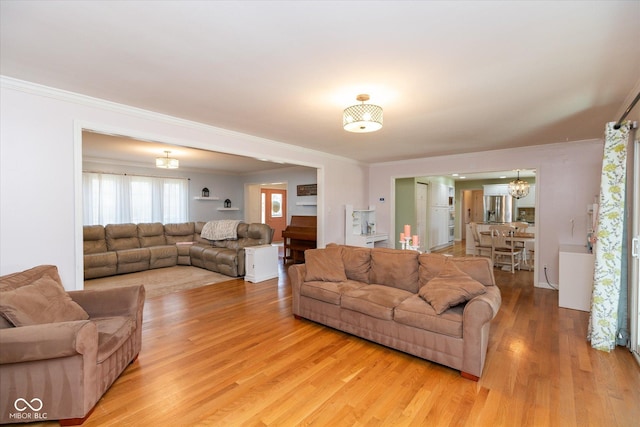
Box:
[262, 188, 287, 243]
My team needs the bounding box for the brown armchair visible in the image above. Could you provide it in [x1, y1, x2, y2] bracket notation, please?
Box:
[0, 265, 144, 425]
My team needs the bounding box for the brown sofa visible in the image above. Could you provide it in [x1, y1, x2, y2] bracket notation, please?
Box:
[289, 245, 501, 380]
[0, 265, 145, 425]
[83, 221, 273, 279]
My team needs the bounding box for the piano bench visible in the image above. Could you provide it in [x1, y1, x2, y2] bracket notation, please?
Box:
[286, 243, 315, 263]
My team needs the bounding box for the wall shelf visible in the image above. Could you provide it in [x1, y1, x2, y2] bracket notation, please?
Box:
[295, 202, 317, 206]
[217, 207, 239, 211]
[194, 196, 220, 201]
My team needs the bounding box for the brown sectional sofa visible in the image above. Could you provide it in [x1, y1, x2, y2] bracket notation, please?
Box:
[0, 265, 145, 425]
[83, 222, 273, 280]
[289, 245, 502, 380]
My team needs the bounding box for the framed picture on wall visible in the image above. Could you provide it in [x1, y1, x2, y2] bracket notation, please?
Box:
[297, 184, 317, 196]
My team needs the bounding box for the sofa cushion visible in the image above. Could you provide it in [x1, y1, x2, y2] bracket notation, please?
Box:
[83, 225, 108, 254]
[394, 295, 464, 338]
[106, 223, 140, 251]
[301, 280, 368, 305]
[137, 222, 166, 247]
[0, 276, 89, 326]
[341, 285, 414, 320]
[418, 260, 487, 314]
[305, 246, 348, 282]
[149, 245, 178, 269]
[369, 248, 419, 293]
[342, 246, 371, 283]
[164, 222, 195, 244]
[419, 253, 495, 287]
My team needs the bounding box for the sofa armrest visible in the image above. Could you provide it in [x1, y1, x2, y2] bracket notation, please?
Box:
[461, 285, 501, 378]
[0, 320, 97, 364]
[69, 285, 145, 319]
[464, 285, 501, 324]
[288, 264, 306, 316]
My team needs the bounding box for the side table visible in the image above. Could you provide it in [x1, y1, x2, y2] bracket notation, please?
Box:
[245, 244, 279, 283]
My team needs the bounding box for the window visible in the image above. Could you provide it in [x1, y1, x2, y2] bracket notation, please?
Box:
[83, 172, 188, 225]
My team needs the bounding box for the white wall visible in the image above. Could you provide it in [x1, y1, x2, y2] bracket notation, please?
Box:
[369, 140, 604, 288]
[0, 78, 368, 289]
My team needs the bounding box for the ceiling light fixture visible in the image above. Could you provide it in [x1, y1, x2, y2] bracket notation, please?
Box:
[508, 170, 530, 199]
[156, 150, 179, 169]
[343, 94, 383, 133]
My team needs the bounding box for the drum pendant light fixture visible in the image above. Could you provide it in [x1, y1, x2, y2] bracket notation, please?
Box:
[343, 94, 383, 133]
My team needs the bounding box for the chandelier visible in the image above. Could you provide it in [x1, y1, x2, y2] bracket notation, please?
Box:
[156, 150, 179, 169]
[508, 170, 530, 199]
[343, 94, 383, 133]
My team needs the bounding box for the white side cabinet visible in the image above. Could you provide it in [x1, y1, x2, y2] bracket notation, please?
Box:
[559, 244, 595, 311]
[345, 205, 388, 247]
[244, 245, 279, 283]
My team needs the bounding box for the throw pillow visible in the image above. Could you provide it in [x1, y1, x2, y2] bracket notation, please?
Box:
[0, 276, 89, 326]
[305, 246, 348, 282]
[419, 259, 486, 314]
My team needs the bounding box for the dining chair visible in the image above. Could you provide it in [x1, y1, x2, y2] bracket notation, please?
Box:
[470, 222, 492, 257]
[511, 221, 531, 267]
[512, 222, 529, 233]
[489, 225, 523, 273]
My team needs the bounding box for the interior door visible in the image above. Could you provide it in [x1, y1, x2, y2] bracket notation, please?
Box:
[471, 190, 484, 223]
[262, 189, 287, 243]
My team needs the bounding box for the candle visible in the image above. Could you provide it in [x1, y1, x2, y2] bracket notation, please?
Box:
[400, 232, 405, 241]
[412, 235, 419, 246]
[404, 224, 411, 237]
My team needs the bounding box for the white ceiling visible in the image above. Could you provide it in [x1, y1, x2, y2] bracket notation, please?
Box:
[2, 1, 639, 171]
[82, 131, 293, 175]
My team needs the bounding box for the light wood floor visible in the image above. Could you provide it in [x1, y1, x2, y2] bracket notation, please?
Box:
[28, 250, 640, 426]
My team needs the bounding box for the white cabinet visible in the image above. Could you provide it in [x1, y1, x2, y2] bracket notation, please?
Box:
[516, 184, 536, 208]
[483, 184, 509, 196]
[430, 182, 449, 207]
[345, 205, 388, 247]
[429, 206, 450, 249]
[428, 183, 454, 250]
[559, 244, 594, 311]
[244, 245, 279, 283]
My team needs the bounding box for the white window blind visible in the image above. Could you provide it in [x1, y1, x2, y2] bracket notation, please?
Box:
[83, 172, 188, 225]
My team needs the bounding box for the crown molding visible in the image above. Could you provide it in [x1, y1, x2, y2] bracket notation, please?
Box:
[1, 75, 362, 167]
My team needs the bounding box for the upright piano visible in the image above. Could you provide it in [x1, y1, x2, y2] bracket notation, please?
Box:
[282, 216, 317, 263]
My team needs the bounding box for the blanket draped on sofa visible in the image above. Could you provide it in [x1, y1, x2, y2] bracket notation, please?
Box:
[201, 220, 243, 241]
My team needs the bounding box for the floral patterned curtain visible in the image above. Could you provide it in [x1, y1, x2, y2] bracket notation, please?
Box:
[588, 122, 630, 351]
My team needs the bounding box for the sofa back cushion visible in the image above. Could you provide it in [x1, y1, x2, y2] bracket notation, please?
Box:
[106, 223, 140, 251]
[194, 221, 212, 245]
[137, 223, 166, 247]
[164, 222, 195, 243]
[83, 225, 108, 254]
[235, 223, 274, 247]
[369, 248, 419, 293]
[341, 246, 371, 283]
[304, 246, 348, 282]
[419, 253, 495, 287]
